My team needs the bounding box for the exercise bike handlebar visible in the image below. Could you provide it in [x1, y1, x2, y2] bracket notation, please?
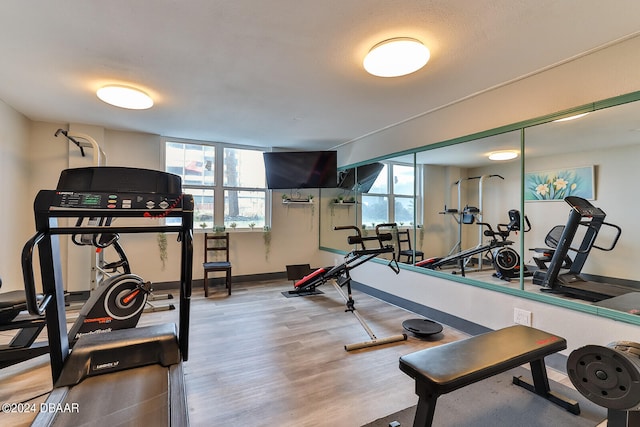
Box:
[21, 232, 51, 316]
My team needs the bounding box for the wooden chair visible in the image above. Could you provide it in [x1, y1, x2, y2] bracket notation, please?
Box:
[203, 233, 232, 296]
[397, 229, 424, 264]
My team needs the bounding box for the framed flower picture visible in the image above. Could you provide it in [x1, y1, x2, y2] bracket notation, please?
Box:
[524, 165, 595, 201]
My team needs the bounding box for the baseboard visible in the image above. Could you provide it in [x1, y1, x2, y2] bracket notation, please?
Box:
[151, 271, 290, 291]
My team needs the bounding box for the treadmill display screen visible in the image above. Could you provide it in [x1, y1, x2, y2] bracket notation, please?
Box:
[81, 194, 102, 206]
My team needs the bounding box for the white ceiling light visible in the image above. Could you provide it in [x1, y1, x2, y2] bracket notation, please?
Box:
[552, 112, 589, 122]
[363, 37, 430, 77]
[488, 150, 518, 161]
[96, 85, 154, 110]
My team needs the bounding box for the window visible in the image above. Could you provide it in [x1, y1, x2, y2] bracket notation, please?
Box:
[361, 162, 418, 227]
[392, 164, 415, 226]
[165, 140, 269, 229]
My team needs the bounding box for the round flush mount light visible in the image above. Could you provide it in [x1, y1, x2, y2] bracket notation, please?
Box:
[488, 150, 519, 161]
[363, 37, 430, 77]
[96, 85, 154, 110]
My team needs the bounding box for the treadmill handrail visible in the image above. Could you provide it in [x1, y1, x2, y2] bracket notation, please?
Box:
[21, 232, 51, 316]
[592, 221, 622, 252]
[567, 220, 622, 254]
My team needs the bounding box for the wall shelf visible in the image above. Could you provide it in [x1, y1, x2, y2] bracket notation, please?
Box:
[282, 199, 314, 205]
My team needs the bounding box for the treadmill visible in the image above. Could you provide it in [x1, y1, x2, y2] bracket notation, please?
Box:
[22, 167, 194, 426]
[535, 196, 636, 302]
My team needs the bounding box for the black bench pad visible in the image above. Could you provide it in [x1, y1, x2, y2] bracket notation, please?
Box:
[400, 324, 565, 394]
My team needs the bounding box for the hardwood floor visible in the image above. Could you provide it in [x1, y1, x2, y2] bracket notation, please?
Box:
[0, 279, 581, 426]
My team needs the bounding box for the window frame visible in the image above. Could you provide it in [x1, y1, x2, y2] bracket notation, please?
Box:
[360, 161, 420, 227]
[163, 138, 271, 230]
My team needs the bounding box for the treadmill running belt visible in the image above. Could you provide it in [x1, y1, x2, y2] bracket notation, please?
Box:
[50, 364, 169, 426]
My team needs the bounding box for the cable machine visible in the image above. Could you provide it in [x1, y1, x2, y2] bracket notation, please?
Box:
[439, 174, 503, 271]
[55, 129, 107, 293]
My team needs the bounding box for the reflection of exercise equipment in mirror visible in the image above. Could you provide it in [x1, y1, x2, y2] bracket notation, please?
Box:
[532, 196, 637, 302]
[286, 223, 424, 351]
[529, 225, 574, 271]
[440, 174, 504, 270]
[418, 210, 530, 281]
[567, 341, 640, 427]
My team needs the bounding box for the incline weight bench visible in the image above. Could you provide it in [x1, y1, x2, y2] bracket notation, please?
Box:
[399, 325, 580, 426]
[286, 224, 409, 351]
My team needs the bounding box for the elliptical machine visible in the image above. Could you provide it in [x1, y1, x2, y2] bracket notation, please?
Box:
[66, 219, 151, 342]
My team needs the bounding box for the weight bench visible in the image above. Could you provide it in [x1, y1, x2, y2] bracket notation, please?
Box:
[399, 325, 580, 427]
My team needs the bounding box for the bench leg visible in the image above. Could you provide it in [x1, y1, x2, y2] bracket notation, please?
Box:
[413, 382, 438, 427]
[512, 358, 581, 415]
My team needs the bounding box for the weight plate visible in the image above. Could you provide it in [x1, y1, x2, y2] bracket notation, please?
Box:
[567, 344, 640, 410]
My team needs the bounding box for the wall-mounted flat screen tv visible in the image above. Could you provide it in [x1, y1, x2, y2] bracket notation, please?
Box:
[337, 162, 384, 193]
[263, 151, 338, 189]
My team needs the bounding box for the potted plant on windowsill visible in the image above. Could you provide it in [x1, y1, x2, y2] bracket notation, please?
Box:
[157, 232, 168, 271]
[263, 225, 271, 261]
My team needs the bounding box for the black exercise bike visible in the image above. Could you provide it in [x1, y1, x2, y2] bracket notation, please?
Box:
[417, 209, 531, 281]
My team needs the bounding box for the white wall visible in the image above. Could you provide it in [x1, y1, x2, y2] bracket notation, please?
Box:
[0, 100, 31, 291]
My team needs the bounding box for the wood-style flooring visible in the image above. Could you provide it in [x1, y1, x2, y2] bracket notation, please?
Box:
[0, 279, 578, 426]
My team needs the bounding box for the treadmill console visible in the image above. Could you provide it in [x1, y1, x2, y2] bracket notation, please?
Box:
[565, 196, 605, 218]
[51, 191, 184, 213]
[37, 166, 192, 216]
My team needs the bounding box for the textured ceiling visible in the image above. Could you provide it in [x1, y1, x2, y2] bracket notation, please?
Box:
[1, 1, 639, 150]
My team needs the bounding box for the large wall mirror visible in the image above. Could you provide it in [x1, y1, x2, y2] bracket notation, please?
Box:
[416, 130, 522, 286]
[522, 99, 640, 305]
[320, 153, 417, 262]
[321, 91, 640, 323]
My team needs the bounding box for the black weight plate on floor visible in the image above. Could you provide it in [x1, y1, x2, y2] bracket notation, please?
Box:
[402, 318, 443, 337]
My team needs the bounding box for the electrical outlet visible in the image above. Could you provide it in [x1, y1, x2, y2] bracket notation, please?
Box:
[514, 308, 532, 326]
